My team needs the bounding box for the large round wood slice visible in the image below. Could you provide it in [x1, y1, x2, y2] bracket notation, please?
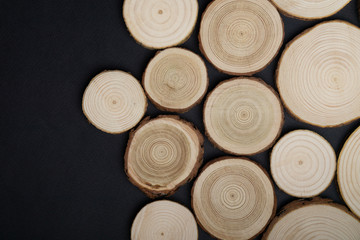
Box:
[123, 0, 198, 49]
[192, 157, 276, 240]
[204, 77, 283, 155]
[271, 0, 351, 20]
[263, 198, 360, 240]
[125, 115, 203, 198]
[143, 48, 208, 112]
[199, 0, 284, 75]
[131, 200, 198, 240]
[338, 126, 360, 218]
[271, 130, 336, 198]
[82, 70, 147, 134]
[277, 21, 360, 127]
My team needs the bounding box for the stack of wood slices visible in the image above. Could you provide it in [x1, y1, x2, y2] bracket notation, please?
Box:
[82, 0, 360, 239]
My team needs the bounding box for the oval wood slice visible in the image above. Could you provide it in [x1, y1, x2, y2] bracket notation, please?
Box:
[271, 0, 351, 20]
[271, 130, 336, 198]
[82, 70, 147, 134]
[123, 0, 198, 49]
[263, 198, 360, 240]
[338, 125, 360, 218]
[143, 48, 208, 112]
[125, 115, 203, 198]
[199, 0, 284, 75]
[131, 200, 198, 240]
[204, 77, 283, 155]
[277, 20, 360, 127]
[192, 157, 276, 240]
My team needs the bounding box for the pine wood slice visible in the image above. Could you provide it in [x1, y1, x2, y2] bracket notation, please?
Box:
[263, 198, 360, 240]
[338, 125, 360, 218]
[204, 77, 283, 155]
[82, 70, 147, 134]
[192, 157, 276, 240]
[131, 200, 198, 240]
[271, 0, 351, 20]
[123, 0, 198, 49]
[199, 0, 284, 75]
[143, 48, 208, 112]
[125, 115, 203, 198]
[277, 21, 360, 127]
[271, 130, 336, 198]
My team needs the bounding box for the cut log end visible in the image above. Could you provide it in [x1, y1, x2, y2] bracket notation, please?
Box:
[271, 129, 336, 198]
[192, 157, 276, 240]
[82, 70, 147, 134]
[125, 115, 203, 198]
[131, 200, 198, 240]
[143, 48, 208, 112]
[199, 0, 284, 75]
[204, 77, 283, 155]
[123, 0, 198, 49]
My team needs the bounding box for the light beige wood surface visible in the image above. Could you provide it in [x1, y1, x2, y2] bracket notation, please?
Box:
[204, 77, 283, 155]
[143, 48, 208, 112]
[131, 200, 198, 240]
[199, 0, 283, 75]
[338, 125, 360, 219]
[123, 0, 198, 49]
[82, 70, 147, 134]
[192, 157, 276, 240]
[125, 116, 203, 198]
[277, 20, 360, 127]
[271, 129, 336, 198]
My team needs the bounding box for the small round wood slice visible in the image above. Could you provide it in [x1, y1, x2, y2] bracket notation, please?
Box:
[204, 77, 283, 155]
[123, 0, 198, 49]
[271, 0, 351, 20]
[131, 200, 198, 240]
[338, 126, 360, 218]
[125, 115, 203, 198]
[277, 20, 360, 127]
[82, 70, 147, 134]
[192, 157, 276, 240]
[271, 130, 336, 198]
[199, 0, 284, 75]
[263, 198, 360, 240]
[143, 48, 208, 112]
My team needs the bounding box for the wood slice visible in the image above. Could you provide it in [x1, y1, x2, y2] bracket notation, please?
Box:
[82, 70, 147, 134]
[271, 129, 336, 198]
[199, 0, 284, 75]
[277, 20, 360, 127]
[131, 200, 198, 240]
[125, 115, 203, 198]
[192, 157, 276, 240]
[263, 198, 360, 240]
[123, 0, 198, 49]
[143, 47, 208, 113]
[271, 0, 351, 20]
[338, 126, 360, 218]
[204, 77, 283, 155]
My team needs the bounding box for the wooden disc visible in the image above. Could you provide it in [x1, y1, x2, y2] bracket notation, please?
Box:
[192, 157, 276, 240]
[82, 70, 147, 134]
[143, 48, 208, 112]
[338, 126, 360, 218]
[277, 21, 360, 127]
[263, 198, 360, 240]
[125, 115, 203, 198]
[271, 0, 351, 20]
[199, 0, 284, 75]
[271, 130, 336, 198]
[204, 77, 283, 155]
[131, 200, 198, 240]
[123, 0, 198, 49]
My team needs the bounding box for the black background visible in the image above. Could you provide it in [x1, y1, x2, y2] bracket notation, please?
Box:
[1, 0, 359, 239]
